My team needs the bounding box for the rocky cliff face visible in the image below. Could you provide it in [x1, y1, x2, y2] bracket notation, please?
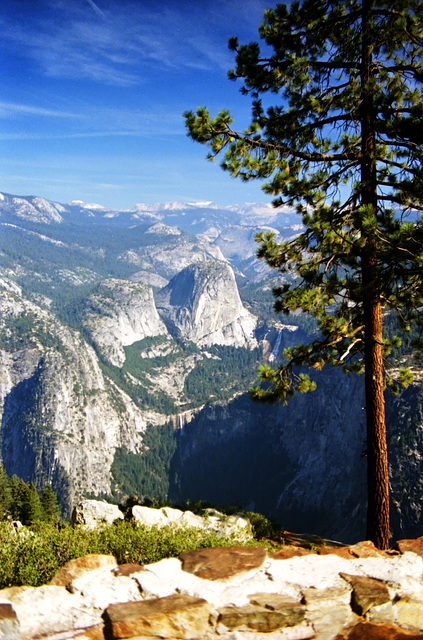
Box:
[82, 279, 169, 366]
[0, 286, 163, 515]
[170, 367, 423, 543]
[155, 261, 257, 348]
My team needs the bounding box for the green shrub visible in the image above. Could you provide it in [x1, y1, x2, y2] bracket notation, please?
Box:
[0, 520, 257, 589]
[245, 511, 281, 540]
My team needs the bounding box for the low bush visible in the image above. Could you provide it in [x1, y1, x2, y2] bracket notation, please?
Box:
[0, 520, 261, 589]
[245, 511, 282, 540]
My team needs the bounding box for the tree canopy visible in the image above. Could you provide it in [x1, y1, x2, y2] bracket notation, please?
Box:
[184, 0, 423, 549]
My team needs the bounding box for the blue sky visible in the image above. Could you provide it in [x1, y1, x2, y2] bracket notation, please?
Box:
[0, 0, 273, 209]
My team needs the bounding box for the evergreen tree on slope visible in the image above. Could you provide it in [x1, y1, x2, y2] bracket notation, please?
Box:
[40, 483, 61, 524]
[0, 463, 10, 520]
[185, 0, 423, 549]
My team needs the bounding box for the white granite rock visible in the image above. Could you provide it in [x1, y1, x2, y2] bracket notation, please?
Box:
[127, 505, 253, 542]
[131, 505, 167, 527]
[70, 500, 123, 529]
[68, 566, 143, 609]
[6, 585, 99, 637]
[266, 554, 353, 589]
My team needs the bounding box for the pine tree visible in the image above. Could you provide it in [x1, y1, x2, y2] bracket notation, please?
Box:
[9, 475, 24, 521]
[40, 483, 61, 524]
[0, 463, 10, 520]
[18, 481, 43, 526]
[185, 0, 423, 549]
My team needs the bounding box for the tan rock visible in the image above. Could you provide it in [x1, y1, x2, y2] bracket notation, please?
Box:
[302, 585, 356, 640]
[112, 563, 145, 577]
[366, 601, 395, 625]
[394, 597, 423, 632]
[49, 554, 117, 586]
[179, 545, 267, 580]
[217, 601, 306, 632]
[58, 623, 105, 639]
[179, 510, 205, 528]
[68, 564, 142, 610]
[249, 593, 303, 610]
[334, 620, 423, 639]
[396, 537, 423, 558]
[161, 506, 184, 522]
[105, 594, 210, 639]
[0, 602, 20, 640]
[340, 573, 390, 615]
[317, 546, 353, 559]
[0, 586, 29, 600]
[271, 546, 315, 560]
[348, 541, 386, 558]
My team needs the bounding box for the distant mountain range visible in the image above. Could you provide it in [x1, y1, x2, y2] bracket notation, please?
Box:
[0, 190, 421, 544]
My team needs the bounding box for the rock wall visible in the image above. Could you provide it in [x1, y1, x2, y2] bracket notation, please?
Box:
[3, 539, 423, 639]
[170, 367, 423, 544]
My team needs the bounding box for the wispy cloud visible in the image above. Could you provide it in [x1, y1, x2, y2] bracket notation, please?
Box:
[0, 102, 184, 139]
[0, 101, 80, 119]
[84, 0, 107, 20]
[1, 0, 269, 87]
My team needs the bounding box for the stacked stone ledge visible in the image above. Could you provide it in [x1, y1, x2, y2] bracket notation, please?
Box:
[2, 537, 423, 639]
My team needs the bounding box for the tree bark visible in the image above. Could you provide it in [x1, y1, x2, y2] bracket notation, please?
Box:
[360, 0, 390, 550]
[363, 284, 389, 549]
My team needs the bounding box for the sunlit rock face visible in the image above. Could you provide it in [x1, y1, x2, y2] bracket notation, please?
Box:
[155, 261, 257, 349]
[81, 279, 169, 366]
[0, 287, 156, 515]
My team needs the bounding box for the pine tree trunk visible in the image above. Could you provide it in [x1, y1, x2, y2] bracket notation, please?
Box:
[362, 287, 389, 549]
[360, 0, 390, 550]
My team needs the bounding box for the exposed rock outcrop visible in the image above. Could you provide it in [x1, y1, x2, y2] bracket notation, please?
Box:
[155, 261, 257, 348]
[2, 541, 423, 639]
[130, 505, 252, 541]
[70, 500, 124, 529]
[81, 279, 168, 366]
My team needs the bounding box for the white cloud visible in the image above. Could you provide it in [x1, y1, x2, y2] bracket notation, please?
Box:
[0, 101, 80, 119]
[2, 0, 269, 86]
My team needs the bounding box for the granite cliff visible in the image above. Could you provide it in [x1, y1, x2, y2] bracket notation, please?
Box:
[155, 261, 257, 348]
[82, 279, 168, 367]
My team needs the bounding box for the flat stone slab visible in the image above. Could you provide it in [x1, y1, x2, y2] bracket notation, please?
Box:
[105, 594, 211, 639]
[217, 601, 306, 632]
[179, 545, 267, 580]
[348, 541, 387, 558]
[302, 585, 352, 609]
[249, 593, 304, 610]
[340, 573, 391, 615]
[271, 546, 314, 560]
[396, 537, 423, 558]
[317, 546, 354, 559]
[49, 554, 117, 586]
